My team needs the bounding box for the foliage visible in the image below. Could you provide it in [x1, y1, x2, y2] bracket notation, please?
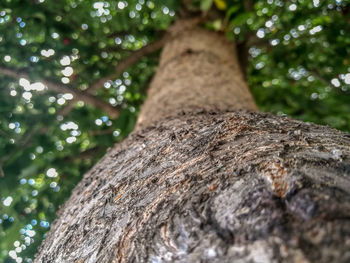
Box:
[0, 0, 349, 262]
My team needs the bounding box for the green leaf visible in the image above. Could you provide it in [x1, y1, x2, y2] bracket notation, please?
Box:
[200, 0, 213, 11]
[229, 12, 253, 27]
[32, 12, 46, 22]
[225, 5, 240, 20]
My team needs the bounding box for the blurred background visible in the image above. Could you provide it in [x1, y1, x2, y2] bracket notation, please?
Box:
[0, 0, 349, 262]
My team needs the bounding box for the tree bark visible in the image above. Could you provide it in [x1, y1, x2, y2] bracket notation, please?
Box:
[136, 20, 257, 129]
[35, 22, 350, 263]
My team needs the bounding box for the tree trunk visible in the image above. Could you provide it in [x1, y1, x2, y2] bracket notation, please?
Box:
[136, 19, 257, 129]
[35, 22, 350, 263]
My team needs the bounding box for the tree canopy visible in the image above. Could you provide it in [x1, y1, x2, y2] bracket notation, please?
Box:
[0, 0, 349, 262]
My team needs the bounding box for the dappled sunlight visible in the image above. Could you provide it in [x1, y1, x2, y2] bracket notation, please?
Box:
[0, 0, 349, 262]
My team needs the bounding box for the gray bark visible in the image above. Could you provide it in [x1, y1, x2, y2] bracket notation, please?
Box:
[35, 21, 350, 263]
[36, 111, 350, 263]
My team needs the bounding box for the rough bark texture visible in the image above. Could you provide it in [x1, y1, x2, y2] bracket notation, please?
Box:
[136, 21, 257, 129]
[36, 111, 350, 263]
[36, 21, 350, 263]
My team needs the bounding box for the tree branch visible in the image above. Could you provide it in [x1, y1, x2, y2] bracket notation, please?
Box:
[88, 127, 115, 136]
[59, 36, 168, 116]
[243, 0, 254, 11]
[308, 69, 333, 88]
[1, 36, 168, 121]
[0, 67, 120, 118]
[0, 37, 169, 175]
[88, 35, 168, 94]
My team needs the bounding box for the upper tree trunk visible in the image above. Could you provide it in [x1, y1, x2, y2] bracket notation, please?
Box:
[35, 22, 350, 263]
[136, 20, 257, 129]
